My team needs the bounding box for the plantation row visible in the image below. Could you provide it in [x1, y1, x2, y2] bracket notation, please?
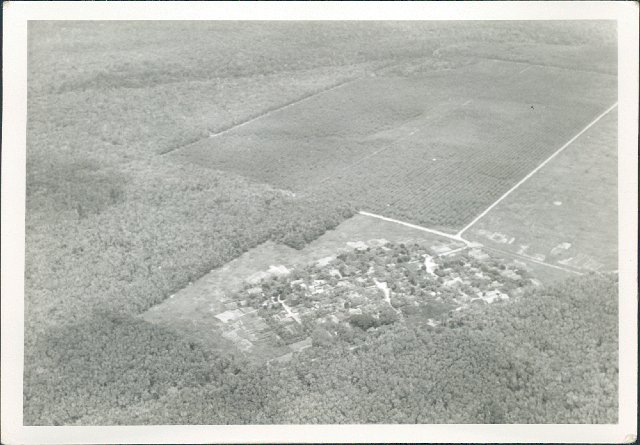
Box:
[319, 101, 610, 229]
[177, 61, 616, 231]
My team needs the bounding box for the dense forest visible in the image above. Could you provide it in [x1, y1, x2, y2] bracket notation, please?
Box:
[25, 273, 617, 425]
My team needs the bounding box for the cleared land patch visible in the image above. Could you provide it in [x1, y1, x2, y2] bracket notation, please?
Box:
[173, 58, 616, 232]
[142, 213, 555, 363]
[141, 214, 466, 362]
[466, 111, 617, 273]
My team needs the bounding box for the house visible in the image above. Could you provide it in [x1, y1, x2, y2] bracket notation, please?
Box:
[431, 244, 452, 255]
[273, 352, 293, 363]
[347, 241, 368, 250]
[500, 269, 521, 280]
[290, 279, 307, 289]
[513, 260, 529, 270]
[222, 329, 241, 342]
[215, 309, 244, 323]
[487, 232, 510, 244]
[289, 337, 312, 353]
[423, 255, 438, 275]
[317, 256, 335, 266]
[470, 297, 487, 306]
[267, 264, 291, 277]
[530, 278, 543, 287]
[469, 248, 490, 260]
[531, 253, 546, 262]
[550, 242, 571, 256]
[309, 285, 326, 295]
[474, 271, 489, 280]
[443, 276, 463, 287]
[479, 289, 509, 304]
[272, 312, 293, 324]
[224, 301, 239, 311]
[283, 324, 303, 337]
[246, 286, 262, 295]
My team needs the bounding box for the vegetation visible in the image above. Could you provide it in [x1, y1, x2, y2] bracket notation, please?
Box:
[170, 28, 616, 231]
[28, 21, 615, 97]
[24, 312, 244, 425]
[233, 242, 533, 353]
[62, 274, 617, 425]
[24, 21, 618, 425]
[25, 158, 353, 338]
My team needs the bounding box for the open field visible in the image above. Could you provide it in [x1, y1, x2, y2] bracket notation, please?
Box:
[173, 58, 616, 231]
[23, 21, 619, 426]
[466, 111, 618, 273]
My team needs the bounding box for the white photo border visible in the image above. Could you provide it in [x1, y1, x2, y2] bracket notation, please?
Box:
[2, 1, 637, 443]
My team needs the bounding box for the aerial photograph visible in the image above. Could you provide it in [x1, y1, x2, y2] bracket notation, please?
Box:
[23, 20, 618, 425]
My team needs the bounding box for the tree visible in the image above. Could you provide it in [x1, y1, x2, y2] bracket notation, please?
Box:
[349, 313, 378, 331]
[311, 327, 334, 347]
[378, 306, 399, 326]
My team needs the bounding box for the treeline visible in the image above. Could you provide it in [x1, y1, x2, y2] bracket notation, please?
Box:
[24, 158, 354, 362]
[31, 273, 617, 425]
[29, 21, 615, 96]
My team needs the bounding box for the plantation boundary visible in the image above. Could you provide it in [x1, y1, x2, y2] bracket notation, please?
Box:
[477, 56, 617, 77]
[358, 211, 469, 245]
[359, 101, 618, 275]
[455, 101, 618, 238]
[161, 60, 402, 155]
[159, 78, 358, 155]
[206, 78, 358, 139]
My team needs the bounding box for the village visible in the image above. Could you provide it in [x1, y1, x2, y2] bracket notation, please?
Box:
[207, 240, 541, 360]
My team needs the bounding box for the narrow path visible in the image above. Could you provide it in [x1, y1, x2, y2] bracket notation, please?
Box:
[207, 77, 358, 139]
[277, 295, 302, 324]
[373, 278, 400, 314]
[358, 211, 583, 276]
[438, 246, 469, 257]
[162, 59, 401, 156]
[160, 78, 358, 155]
[478, 56, 617, 77]
[517, 65, 534, 75]
[358, 211, 471, 245]
[482, 245, 584, 275]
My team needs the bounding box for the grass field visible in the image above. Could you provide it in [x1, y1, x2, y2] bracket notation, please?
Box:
[466, 111, 618, 273]
[174, 58, 616, 231]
